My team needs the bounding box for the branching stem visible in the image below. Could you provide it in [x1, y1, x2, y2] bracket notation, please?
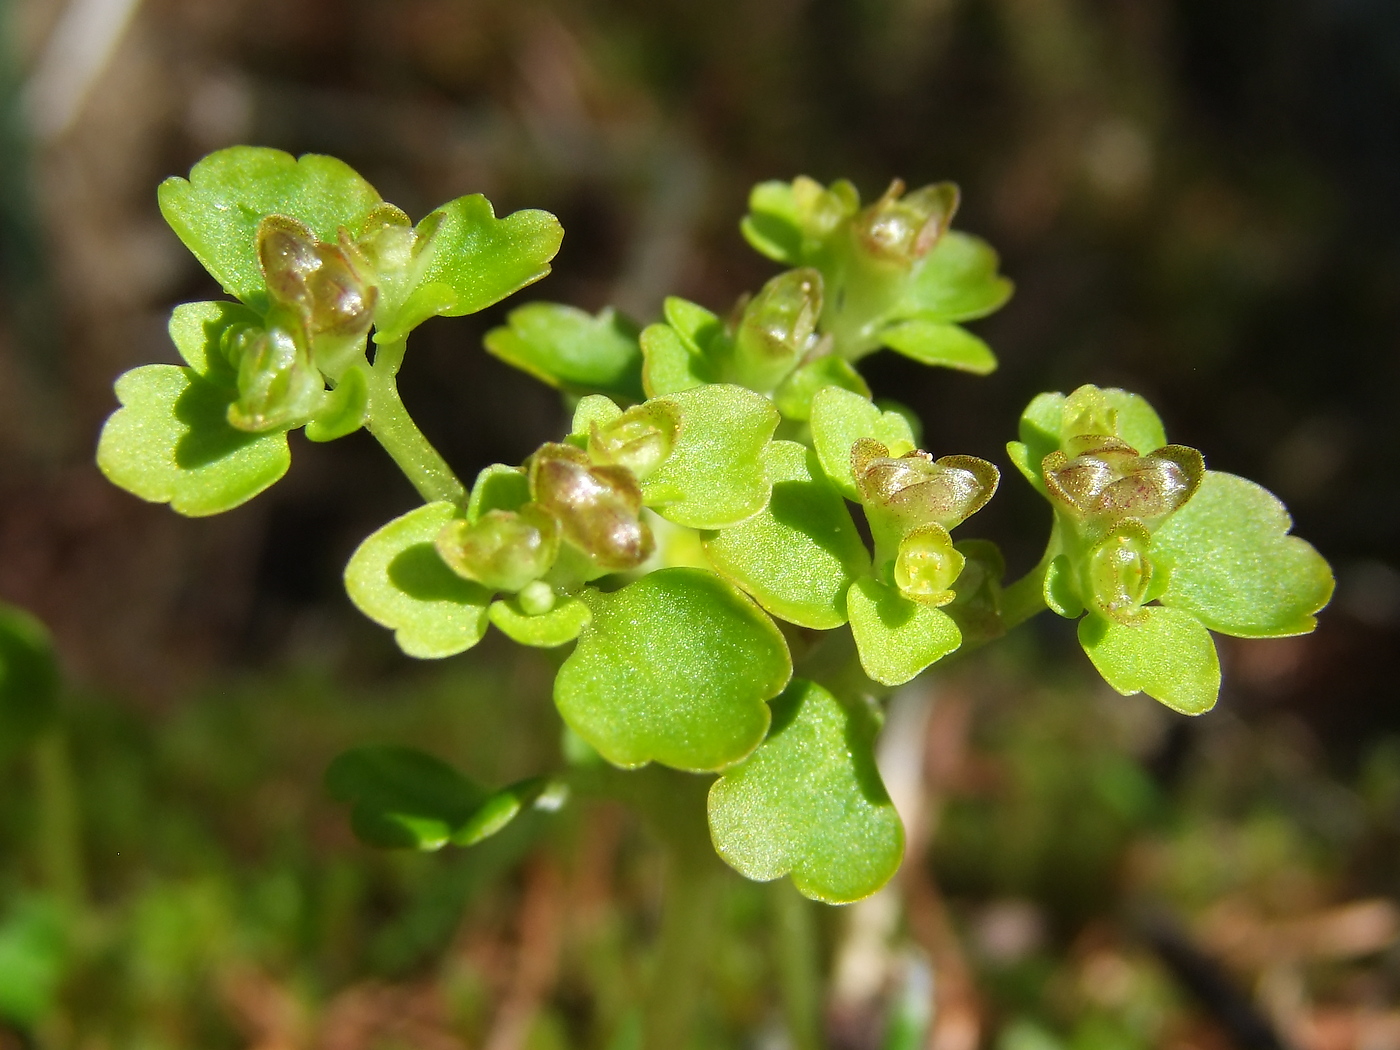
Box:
[365, 338, 468, 506]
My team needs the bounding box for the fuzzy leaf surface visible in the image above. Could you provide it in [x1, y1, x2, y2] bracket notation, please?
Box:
[1078, 607, 1220, 715]
[642, 385, 780, 529]
[554, 568, 791, 772]
[878, 319, 997, 374]
[893, 232, 1013, 323]
[702, 441, 869, 629]
[1154, 471, 1333, 637]
[344, 502, 491, 659]
[640, 323, 714, 397]
[809, 386, 916, 501]
[484, 303, 643, 401]
[708, 679, 904, 903]
[846, 577, 962, 686]
[158, 147, 383, 307]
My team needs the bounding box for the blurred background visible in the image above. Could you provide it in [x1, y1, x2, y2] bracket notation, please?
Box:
[1, 0, 1398, 1046]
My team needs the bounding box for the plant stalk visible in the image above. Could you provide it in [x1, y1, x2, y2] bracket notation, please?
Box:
[774, 880, 827, 1050]
[33, 728, 86, 907]
[366, 338, 468, 506]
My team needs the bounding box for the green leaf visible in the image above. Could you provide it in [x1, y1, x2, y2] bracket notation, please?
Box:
[846, 577, 962, 686]
[0, 604, 59, 761]
[344, 502, 492, 659]
[1078, 607, 1220, 715]
[640, 323, 715, 397]
[327, 745, 487, 850]
[555, 568, 791, 771]
[168, 299, 258, 377]
[878, 319, 997, 374]
[809, 386, 916, 501]
[663, 296, 724, 356]
[372, 195, 564, 343]
[97, 365, 290, 516]
[1043, 554, 1084, 618]
[708, 679, 904, 903]
[453, 776, 557, 847]
[642, 385, 781, 529]
[305, 363, 370, 442]
[0, 896, 68, 1026]
[489, 595, 591, 647]
[484, 303, 644, 401]
[702, 441, 869, 629]
[739, 180, 804, 264]
[158, 147, 384, 308]
[570, 393, 623, 438]
[893, 231, 1013, 324]
[772, 355, 871, 421]
[1153, 471, 1334, 637]
[466, 464, 531, 521]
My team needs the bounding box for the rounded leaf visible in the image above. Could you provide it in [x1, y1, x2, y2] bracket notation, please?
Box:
[344, 502, 492, 659]
[97, 365, 290, 516]
[158, 147, 384, 308]
[878, 319, 997, 374]
[703, 442, 869, 629]
[1153, 471, 1334, 637]
[555, 568, 791, 772]
[708, 679, 904, 903]
[305, 363, 370, 442]
[1078, 607, 1220, 715]
[810, 387, 916, 501]
[893, 231, 1013, 323]
[846, 576, 962, 686]
[640, 322, 715, 397]
[642, 385, 781, 529]
[489, 595, 591, 647]
[484, 303, 644, 401]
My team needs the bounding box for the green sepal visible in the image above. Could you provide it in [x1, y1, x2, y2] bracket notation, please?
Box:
[642, 385, 781, 529]
[708, 679, 904, 904]
[554, 568, 791, 772]
[739, 180, 806, 264]
[640, 322, 715, 397]
[0, 604, 60, 761]
[1010, 387, 1168, 492]
[158, 147, 384, 309]
[809, 386, 916, 501]
[1043, 554, 1084, 618]
[878, 319, 997, 374]
[370, 195, 563, 343]
[97, 365, 291, 516]
[663, 296, 724, 356]
[1153, 471, 1334, 637]
[466, 464, 531, 520]
[846, 576, 962, 686]
[1078, 607, 1220, 715]
[702, 441, 870, 629]
[484, 303, 644, 402]
[344, 502, 492, 659]
[326, 746, 552, 851]
[488, 595, 591, 647]
[305, 363, 370, 442]
[570, 394, 623, 438]
[772, 356, 872, 421]
[891, 231, 1013, 324]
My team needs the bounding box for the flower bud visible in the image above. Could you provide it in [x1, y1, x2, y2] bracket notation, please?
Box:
[893, 524, 965, 607]
[226, 324, 325, 432]
[729, 268, 824, 391]
[792, 176, 859, 241]
[1043, 440, 1203, 530]
[529, 444, 654, 572]
[852, 180, 960, 266]
[587, 402, 680, 480]
[435, 505, 560, 593]
[852, 439, 999, 532]
[1086, 519, 1155, 624]
[355, 204, 417, 275]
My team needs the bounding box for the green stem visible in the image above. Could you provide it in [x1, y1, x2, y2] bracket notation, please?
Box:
[774, 880, 826, 1050]
[998, 524, 1060, 632]
[365, 338, 468, 506]
[33, 729, 85, 907]
[644, 857, 719, 1047]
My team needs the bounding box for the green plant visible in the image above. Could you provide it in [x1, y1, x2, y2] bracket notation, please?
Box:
[96, 148, 1333, 905]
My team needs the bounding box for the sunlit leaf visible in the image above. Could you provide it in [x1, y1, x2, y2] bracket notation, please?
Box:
[739, 180, 804, 264]
[892, 231, 1013, 324]
[488, 595, 591, 647]
[702, 441, 869, 629]
[878, 319, 997, 374]
[642, 385, 780, 529]
[772, 356, 871, 421]
[708, 679, 904, 903]
[484, 303, 644, 401]
[809, 386, 916, 501]
[846, 576, 962, 686]
[663, 296, 724, 356]
[1078, 607, 1220, 715]
[344, 502, 492, 659]
[640, 322, 715, 397]
[158, 146, 384, 308]
[372, 195, 564, 343]
[554, 568, 791, 771]
[466, 464, 531, 521]
[0, 604, 59, 761]
[305, 363, 370, 442]
[1154, 472, 1334, 637]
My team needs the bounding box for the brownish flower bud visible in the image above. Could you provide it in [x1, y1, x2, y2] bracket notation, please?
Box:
[729, 268, 824, 391]
[852, 180, 960, 265]
[851, 438, 999, 532]
[1043, 439, 1203, 530]
[529, 444, 654, 572]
